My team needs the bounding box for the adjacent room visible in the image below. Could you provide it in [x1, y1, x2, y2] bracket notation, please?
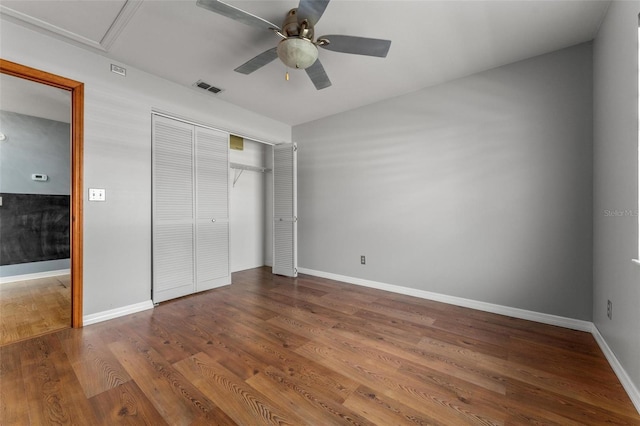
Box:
[0, 0, 638, 424]
[0, 74, 72, 345]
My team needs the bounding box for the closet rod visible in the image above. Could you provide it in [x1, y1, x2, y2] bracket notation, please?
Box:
[231, 162, 271, 187]
[230, 162, 271, 173]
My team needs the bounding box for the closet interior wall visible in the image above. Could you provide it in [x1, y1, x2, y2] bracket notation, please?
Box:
[230, 140, 274, 272]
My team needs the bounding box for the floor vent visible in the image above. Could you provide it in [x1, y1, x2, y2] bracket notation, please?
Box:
[193, 80, 223, 94]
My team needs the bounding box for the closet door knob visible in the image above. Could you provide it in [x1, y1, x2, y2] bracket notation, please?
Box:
[211, 219, 216, 223]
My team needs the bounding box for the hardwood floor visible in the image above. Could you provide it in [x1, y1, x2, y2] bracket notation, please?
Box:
[1, 267, 638, 425]
[0, 274, 71, 346]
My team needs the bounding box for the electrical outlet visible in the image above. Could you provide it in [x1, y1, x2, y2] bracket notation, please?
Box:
[607, 300, 612, 320]
[360, 255, 366, 265]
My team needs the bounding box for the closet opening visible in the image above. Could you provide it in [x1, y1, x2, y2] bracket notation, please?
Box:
[229, 137, 274, 273]
[151, 112, 296, 304]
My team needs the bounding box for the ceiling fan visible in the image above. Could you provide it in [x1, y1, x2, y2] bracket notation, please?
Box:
[196, 0, 392, 90]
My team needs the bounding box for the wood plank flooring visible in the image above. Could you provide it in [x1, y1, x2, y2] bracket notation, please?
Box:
[0, 275, 71, 346]
[1, 267, 638, 425]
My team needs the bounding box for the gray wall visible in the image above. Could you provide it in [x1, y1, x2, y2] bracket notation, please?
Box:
[0, 110, 71, 277]
[294, 43, 594, 320]
[0, 111, 70, 195]
[1, 259, 70, 278]
[1, 19, 291, 315]
[593, 0, 640, 398]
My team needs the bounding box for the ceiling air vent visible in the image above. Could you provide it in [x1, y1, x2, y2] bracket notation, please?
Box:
[193, 80, 223, 94]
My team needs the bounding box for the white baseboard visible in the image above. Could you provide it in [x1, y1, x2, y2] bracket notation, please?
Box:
[0, 269, 70, 284]
[298, 267, 640, 415]
[83, 300, 154, 326]
[591, 325, 640, 413]
[298, 268, 592, 331]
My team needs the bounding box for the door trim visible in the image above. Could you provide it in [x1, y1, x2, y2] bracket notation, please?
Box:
[0, 59, 84, 327]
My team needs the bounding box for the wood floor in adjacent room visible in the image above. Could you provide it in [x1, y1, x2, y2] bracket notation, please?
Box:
[0, 274, 71, 346]
[1, 267, 638, 425]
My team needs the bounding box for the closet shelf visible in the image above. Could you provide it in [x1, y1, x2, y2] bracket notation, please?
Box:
[230, 162, 271, 173]
[230, 162, 271, 187]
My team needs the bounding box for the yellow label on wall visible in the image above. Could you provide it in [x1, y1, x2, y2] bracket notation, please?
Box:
[230, 134, 244, 150]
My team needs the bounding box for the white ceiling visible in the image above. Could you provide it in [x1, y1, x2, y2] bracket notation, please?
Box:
[0, 0, 610, 126]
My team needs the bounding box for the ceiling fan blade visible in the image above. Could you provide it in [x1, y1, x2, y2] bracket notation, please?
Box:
[234, 47, 279, 74]
[305, 59, 331, 90]
[319, 35, 391, 58]
[197, 0, 280, 31]
[297, 0, 330, 26]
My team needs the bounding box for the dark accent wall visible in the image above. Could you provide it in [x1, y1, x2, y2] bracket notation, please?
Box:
[0, 110, 71, 276]
[0, 193, 70, 265]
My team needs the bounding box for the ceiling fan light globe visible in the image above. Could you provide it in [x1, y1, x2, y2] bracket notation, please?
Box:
[277, 38, 318, 70]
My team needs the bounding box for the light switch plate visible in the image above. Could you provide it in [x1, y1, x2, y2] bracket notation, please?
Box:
[89, 188, 106, 201]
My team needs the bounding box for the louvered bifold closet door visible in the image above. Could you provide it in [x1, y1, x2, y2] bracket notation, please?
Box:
[273, 143, 297, 277]
[195, 127, 231, 291]
[152, 115, 195, 303]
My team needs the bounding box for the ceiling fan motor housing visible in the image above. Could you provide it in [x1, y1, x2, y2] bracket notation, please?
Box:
[282, 8, 314, 39]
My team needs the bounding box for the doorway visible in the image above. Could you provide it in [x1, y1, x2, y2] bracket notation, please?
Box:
[0, 59, 84, 342]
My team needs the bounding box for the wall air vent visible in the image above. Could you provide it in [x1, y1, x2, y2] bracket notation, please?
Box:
[193, 80, 223, 94]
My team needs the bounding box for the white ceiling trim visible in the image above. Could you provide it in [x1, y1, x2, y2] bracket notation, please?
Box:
[0, 0, 142, 53]
[100, 1, 143, 51]
[0, 4, 106, 50]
